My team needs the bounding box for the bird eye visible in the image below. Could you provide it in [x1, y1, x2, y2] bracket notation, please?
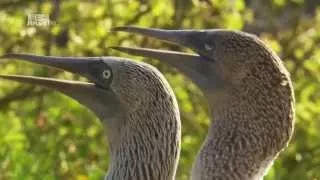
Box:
[204, 43, 213, 51]
[102, 69, 111, 79]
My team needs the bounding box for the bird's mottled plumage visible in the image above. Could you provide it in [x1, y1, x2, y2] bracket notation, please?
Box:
[191, 31, 294, 180]
[0, 54, 181, 180]
[112, 27, 295, 180]
[103, 61, 181, 180]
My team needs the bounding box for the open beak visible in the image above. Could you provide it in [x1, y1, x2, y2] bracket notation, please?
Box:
[111, 26, 208, 55]
[1, 53, 107, 86]
[110, 46, 211, 87]
[0, 53, 114, 106]
[111, 26, 215, 89]
[0, 74, 94, 93]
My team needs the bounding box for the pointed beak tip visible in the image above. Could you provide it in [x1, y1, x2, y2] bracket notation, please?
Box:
[0, 53, 28, 60]
[107, 46, 116, 49]
[107, 46, 124, 54]
[110, 26, 127, 32]
[0, 54, 12, 59]
[111, 26, 143, 33]
[0, 75, 15, 81]
[108, 46, 124, 51]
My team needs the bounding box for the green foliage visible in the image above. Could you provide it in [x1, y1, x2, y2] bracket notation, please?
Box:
[0, 0, 319, 179]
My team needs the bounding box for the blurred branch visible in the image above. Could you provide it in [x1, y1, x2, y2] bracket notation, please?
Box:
[44, 0, 60, 56]
[0, 0, 32, 9]
[279, 16, 301, 61]
[125, 4, 151, 25]
[36, 0, 61, 112]
[173, 0, 193, 27]
[0, 87, 48, 109]
[244, 1, 303, 35]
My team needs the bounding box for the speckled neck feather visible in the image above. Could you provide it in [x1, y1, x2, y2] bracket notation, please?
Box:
[105, 63, 181, 180]
[192, 42, 294, 180]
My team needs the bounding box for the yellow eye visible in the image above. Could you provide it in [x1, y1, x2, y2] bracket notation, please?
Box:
[102, 69, 111, 79]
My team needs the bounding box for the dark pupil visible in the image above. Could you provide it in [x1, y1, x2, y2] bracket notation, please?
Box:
[103, 70, 110, 78]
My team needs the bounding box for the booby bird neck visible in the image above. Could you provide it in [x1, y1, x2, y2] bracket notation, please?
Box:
[192, 67, 294, 180]
[103, 73, 181, 180]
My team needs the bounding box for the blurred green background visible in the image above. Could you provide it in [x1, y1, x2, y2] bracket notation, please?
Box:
[0, 0, 319, 179]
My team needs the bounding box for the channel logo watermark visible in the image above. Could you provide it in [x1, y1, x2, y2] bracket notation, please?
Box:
[27, 14, 56, 27]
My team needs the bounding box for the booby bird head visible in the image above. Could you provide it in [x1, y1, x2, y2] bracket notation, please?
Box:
[111, 27, 291, 98]
[111, 26, 295, 179]
[0, 53, 181, 179]
[0, 54, 159, 122]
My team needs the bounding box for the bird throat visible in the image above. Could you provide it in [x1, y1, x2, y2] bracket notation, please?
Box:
[104, 100, 180, 180]
[193, 82, 294, 180]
